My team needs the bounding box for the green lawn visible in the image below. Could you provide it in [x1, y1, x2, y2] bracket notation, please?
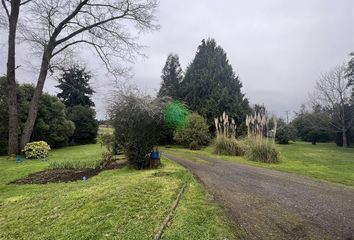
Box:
[162, 142, 354, 186]
[0, 144, 235, 240]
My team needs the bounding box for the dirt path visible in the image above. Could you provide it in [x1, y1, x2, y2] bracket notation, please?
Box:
[164, 152, 354, 240]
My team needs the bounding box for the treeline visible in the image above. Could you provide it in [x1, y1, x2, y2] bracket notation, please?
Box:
[0, 66, 98, 155]
[158, 39, 251, 134]
[157, 39, 354, 147]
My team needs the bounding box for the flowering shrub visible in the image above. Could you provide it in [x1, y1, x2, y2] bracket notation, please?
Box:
[23, 141, 51, 159]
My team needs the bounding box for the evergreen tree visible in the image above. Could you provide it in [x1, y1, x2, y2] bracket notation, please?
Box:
[180, 39, 250, 129]
[66, 105, 98, 144]
[57, 66, 98, 145]
[57, 66, 95, 107]
[345, 52, 354, 98]
[158, 54, 183, 99]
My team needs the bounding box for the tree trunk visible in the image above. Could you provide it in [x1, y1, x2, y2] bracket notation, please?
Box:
[341, 104, 348, 148]
[20, 47, 53, 149]
[342, 127, 347, 148]
[6, 0, 21, 155]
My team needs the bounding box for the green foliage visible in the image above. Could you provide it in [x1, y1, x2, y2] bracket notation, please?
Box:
[48, 158, 102, 169]
[164, 101, 189, 129]
[31, 93, 75, 147]
[174, 113, 210, 149]
[292, 105, 332, 144]
[67, 105, 98, 144]
[97, 133, 116, 154]
[214, 136, 245, 156]
[110, 93, 163, 169]
[189, 140, 200, 150]
[23, 141, 51, 159]
[244, 138, 279, 163]
[158, 54, 183, 99]
[276, 124, 297, 144]
[56, 65, 95, 107]
[345, 52, 354, 97]
[180, 38, 251, 129]
[157, 121, 175, 145]
[0, 78, 75, 154]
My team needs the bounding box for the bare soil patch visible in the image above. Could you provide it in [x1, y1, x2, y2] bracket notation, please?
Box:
[12, 160, 127, 184]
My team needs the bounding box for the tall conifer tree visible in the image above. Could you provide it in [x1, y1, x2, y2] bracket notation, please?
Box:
[56, 66, 95, 107]
[158, 54, 183, 99]
[181, 39, 250, 127]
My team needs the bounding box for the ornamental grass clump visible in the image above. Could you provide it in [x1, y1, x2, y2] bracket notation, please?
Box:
[244, 137, 279, 163]
[244, 112, 280, 163]
[23, 141, 51, 159]
[214, 112, 244, 156]
[214, 136, 245, 156]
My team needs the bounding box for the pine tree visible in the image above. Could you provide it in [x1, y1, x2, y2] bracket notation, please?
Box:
[56, 66, 95, 107]
[158, 54, 183, 99]
[180, 38, 250, 128]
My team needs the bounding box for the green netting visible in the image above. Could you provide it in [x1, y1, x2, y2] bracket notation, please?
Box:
[163, 101, 189, 129]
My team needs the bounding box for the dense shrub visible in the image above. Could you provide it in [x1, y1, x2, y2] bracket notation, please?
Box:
[174, 113, 210, 149]
[0, 77, 75, 155]
[292, 108, 332, 144]
[189, 141, 201, 150]
[66, 105, 98, 144]
[276, 124, 297, 144]
[30, 93, 75, 147]
[23, 141, 51, 159]
[244, 139, 279, 163]
[214, 136, 245, 156]
[110, 93, 163, 169]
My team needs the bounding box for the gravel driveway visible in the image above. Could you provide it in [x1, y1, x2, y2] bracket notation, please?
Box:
[164, 153, 354, 240]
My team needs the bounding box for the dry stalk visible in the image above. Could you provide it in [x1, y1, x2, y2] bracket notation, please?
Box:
[215, 112, 237, 139]
[245, 112, 277, 145]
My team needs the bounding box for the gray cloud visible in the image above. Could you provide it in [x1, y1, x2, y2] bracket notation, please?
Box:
[1, 0, 353, 119]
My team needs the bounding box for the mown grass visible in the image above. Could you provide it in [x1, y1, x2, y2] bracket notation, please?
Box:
[162, 141, 354, 186]
[0, 144, 235, 240]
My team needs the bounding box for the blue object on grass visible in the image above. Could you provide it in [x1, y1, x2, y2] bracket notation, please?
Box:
[16, 155, 22, 163]
[83, 176, 87, 181]
[150, 151, 160, 160]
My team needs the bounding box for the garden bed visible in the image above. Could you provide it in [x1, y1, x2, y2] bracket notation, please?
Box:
[12, 160, 127, 184]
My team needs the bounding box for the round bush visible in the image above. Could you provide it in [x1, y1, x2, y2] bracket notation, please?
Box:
[174, 112, 210, 149]
[23, 141, 51, 159]
[110, 94, 164, 169]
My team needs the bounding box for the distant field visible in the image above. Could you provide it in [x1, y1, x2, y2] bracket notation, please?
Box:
[0, 144, 235, 240]
[162, 142, 354, 186]
[98, 125, 114, 135]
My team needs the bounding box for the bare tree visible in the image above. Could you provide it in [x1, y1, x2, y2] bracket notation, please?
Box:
[12, 0, 158, 148]
[312, 65, 353, 147]
[1, 0, 32, 155]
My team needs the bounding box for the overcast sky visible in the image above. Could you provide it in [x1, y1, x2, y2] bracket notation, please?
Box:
[1, 0, 353, 120]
